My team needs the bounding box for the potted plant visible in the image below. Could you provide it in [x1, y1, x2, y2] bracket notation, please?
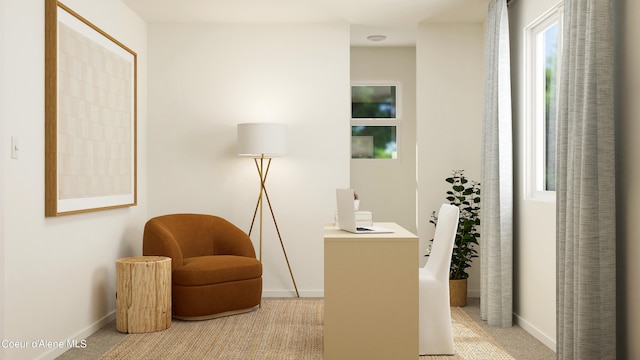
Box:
[427, 170, 480, 306]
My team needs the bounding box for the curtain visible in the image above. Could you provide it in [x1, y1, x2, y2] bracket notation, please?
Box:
[556, 0, 616, 359]
[480, 0, 513, 327]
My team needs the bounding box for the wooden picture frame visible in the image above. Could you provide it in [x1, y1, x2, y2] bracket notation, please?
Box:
[45, 0, 137, 216]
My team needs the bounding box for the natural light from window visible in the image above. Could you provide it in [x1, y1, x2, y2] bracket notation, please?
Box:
[525, 4, 562, 201]
[351, 84, 399, 160]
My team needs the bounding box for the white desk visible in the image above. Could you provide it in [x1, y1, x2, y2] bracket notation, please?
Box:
[324, 222, 419, 360]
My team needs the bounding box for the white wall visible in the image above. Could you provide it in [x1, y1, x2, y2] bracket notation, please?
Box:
[146, 23, 350, 297]
[416, 23, 484, 294]
[350, 46, 417, 236]
[2, 1, 147, 359]
[508, 0, 558, 350]
[1, 0, 6, 357]
[618, 0, 640, 357]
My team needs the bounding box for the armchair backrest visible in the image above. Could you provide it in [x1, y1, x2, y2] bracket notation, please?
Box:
[143, 214, 256, 270]
[424, 204, 460, 281]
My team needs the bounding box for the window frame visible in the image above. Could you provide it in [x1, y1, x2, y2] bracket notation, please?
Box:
[524, 2, 563, 202]
[350, 82, 400, 160]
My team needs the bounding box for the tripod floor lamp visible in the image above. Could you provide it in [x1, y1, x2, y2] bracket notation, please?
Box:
[237, 123, 299, 298]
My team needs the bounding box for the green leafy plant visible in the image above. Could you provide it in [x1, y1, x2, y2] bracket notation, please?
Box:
[428, 170, 480, 280]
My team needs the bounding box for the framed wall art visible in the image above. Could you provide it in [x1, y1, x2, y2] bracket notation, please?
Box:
[45, 0, 137, 216]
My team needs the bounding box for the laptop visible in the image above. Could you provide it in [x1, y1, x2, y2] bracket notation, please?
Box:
[336, 189, 394, 234]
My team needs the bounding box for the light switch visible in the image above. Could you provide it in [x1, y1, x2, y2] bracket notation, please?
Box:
[11, 136, 19, 159]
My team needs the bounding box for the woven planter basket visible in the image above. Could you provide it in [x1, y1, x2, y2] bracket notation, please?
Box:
[449, 278, 468, 307]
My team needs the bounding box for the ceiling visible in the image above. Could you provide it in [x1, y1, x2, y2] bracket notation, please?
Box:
[120, 0, 490, 46]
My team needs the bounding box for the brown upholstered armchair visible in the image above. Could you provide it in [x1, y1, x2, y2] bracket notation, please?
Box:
[143, 214, 262, 320]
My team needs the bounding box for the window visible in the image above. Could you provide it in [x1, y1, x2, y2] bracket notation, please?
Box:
[351, 126, 397, 159]
[351, 85, 398, 159]
[351, 85, 396, 118]
[525, 4, 562, 200]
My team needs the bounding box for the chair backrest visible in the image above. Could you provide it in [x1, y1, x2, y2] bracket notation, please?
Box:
[424, 204, 460, 281]
[143, 214, 256, 264]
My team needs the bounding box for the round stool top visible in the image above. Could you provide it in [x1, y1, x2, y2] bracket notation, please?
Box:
[116, 256, 171, 264]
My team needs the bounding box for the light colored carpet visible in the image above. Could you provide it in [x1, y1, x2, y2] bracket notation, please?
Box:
[435, 307, 514, 360]
[97, 298, 514, 360]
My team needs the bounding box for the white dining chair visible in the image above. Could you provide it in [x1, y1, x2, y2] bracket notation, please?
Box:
[419, 203, 460, 355]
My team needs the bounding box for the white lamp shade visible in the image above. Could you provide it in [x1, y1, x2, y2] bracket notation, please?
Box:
[237, 123, 287, 157]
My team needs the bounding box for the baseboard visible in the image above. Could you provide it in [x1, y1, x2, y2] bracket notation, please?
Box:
[37, 311, 116, 360]
[264, 290, 480, 300]
[513, 312, 557, 352]
[262, 290, 324, 298]
[467, 289, 480, 298]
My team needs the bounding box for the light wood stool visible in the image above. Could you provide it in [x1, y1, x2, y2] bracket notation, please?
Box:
[116, 256, 171, 333]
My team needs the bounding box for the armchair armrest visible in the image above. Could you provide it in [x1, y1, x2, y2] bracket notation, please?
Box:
[211, 217, 257, 259]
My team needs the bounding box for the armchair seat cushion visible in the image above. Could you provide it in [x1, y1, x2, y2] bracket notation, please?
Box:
[174, 255, 262, 286]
